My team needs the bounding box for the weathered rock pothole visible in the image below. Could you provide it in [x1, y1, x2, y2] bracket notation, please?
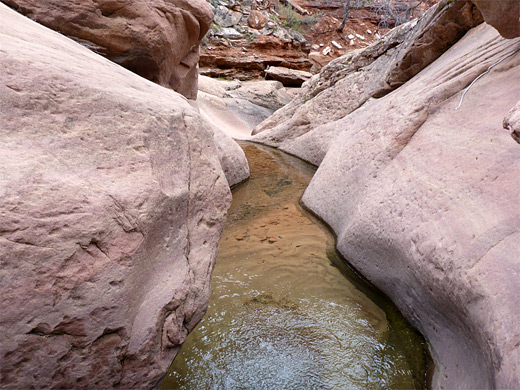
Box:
[161, 143, 430, 389]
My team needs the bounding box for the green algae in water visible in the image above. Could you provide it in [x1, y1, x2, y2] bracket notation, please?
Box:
[161, 143, 429, 390]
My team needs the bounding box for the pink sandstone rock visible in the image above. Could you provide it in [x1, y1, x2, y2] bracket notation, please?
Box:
[302, 23, 520, 389]
[252, 0, 483, 164]
[250, 1, 520, 387]
[197, 75, 292, 140]
[0, 4, 230, 388]
[1, 0, 213, 99]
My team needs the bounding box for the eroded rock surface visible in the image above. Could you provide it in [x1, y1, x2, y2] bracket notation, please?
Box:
[194, 75, 298, 185]
[504, 101, 520, 144]
[301, 24, 520, 390]
[211, 128, 250, 187]
[1, 0, 213, 99]
[252, 0, 484, 165]
[264, 65, 313, 87]
[199, 0, 438, 80]
[197, 75, 292, 141]
[0, 4, 230, 388]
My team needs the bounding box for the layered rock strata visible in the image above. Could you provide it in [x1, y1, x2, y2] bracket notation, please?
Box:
[1, 0, 213, 99]
[200, 0, 312, 80]
[0, 4, 230, 389]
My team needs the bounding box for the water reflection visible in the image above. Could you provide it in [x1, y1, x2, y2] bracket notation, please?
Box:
[161, 143, 428, 389]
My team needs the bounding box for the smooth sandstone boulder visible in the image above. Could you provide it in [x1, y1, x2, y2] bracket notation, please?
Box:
[251, 0, 484, 164]
[197, 75, 292, 140]
[302, 24, 520, 389]
[1, 0, 213, 99]
[264, 66, 313, 87]
[211, 128, 250, 187]
[0, 4, 230, 389]
[196, 76, 297, 185]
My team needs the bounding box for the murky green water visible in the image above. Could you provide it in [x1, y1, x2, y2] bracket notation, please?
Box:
[161, 143, 429, 390]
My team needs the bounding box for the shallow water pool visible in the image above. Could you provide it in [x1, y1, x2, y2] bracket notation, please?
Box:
[161, 143, 429, 390]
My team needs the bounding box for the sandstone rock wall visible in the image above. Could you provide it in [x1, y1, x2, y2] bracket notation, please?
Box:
[198, 75, 292, 137]
[252, 0, 484, 165]
[200, 0, 312, 80]
[1, 0, 213, 99]
[200, 0, 438, 80]
[250, 0, 520, 388]
[301, 24, 520, 388]
[0, 4, 230, 388]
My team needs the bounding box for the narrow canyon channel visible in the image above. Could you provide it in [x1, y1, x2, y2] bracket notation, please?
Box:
[161, 143, 430, 389]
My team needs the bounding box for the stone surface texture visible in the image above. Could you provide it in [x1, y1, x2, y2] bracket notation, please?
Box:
[301, 23, 520, 390]
[197, 75, 292, 140]
[198, 0, 436, 80]
[252, 0, 484, 165]
[0, 5, 230, 389]
[211, 127, 250, 187]
[504, 101, 520, 144]
[247, 10, 268, 30]
[199, 0, 312, 80]
[1, 0, 213, 99]
[264, 65, 313, 87]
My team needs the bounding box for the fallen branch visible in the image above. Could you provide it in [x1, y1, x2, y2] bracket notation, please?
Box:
[456, 47, 520, 110]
